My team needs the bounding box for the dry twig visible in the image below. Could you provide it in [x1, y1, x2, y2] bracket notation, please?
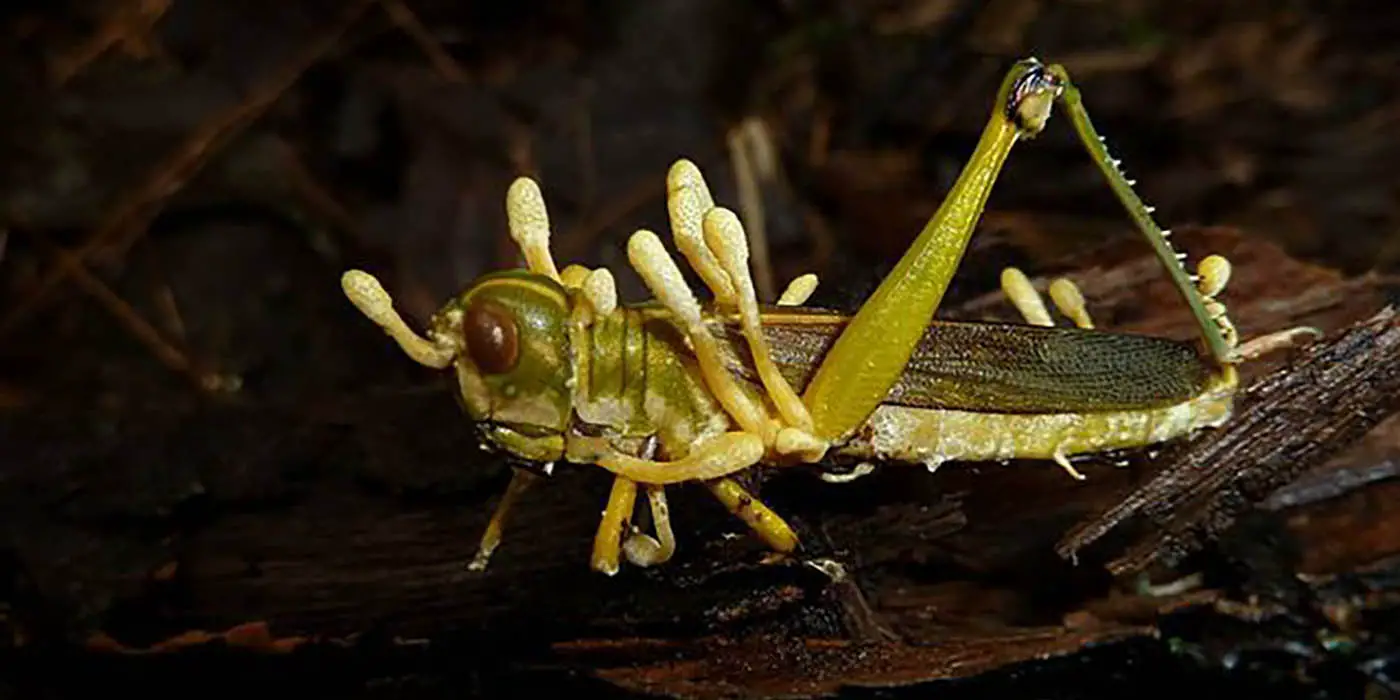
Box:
[48, 0, 172, 86]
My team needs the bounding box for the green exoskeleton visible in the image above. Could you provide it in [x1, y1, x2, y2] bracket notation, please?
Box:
[341, 58, 1317, 575]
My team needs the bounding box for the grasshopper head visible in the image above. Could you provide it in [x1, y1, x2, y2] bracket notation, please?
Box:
[341, 267, 574, 466]
[427, 270, 575, 464]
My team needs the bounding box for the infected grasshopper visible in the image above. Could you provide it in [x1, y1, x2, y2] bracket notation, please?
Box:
[341, 58, 1316, 575]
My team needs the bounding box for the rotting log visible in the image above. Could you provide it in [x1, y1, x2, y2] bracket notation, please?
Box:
[2, 227, 1399, 698]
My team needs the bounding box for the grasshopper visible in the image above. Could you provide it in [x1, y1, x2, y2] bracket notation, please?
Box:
[340, 58, 1316, 575]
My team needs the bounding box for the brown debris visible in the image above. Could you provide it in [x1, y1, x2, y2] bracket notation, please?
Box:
[1283, 472, 1400, 577]
[85, 621, 310, 655]
[559, 626, 1154, 699]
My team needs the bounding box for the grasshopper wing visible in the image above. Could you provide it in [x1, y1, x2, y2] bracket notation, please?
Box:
[711, 307, 1212, 414]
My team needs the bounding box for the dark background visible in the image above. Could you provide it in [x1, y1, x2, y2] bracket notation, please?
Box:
[2, 1, 1399, 698]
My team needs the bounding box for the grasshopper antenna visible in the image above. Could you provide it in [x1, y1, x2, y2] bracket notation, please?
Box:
[1044, 63, 1238, 366]
[341, 270, 455, 369]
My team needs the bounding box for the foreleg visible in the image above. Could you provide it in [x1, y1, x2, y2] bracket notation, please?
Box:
[467, 468, 542, 571]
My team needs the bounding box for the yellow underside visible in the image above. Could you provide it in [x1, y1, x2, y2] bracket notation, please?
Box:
[833, 370, 1237, 470]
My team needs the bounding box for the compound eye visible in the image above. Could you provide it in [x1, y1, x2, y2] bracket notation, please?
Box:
[462, 299, 520, 374]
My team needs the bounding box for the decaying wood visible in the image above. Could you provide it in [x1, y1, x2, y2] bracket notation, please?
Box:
[2, 227, 1399, 698]
[557, 626, 1158, 698]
